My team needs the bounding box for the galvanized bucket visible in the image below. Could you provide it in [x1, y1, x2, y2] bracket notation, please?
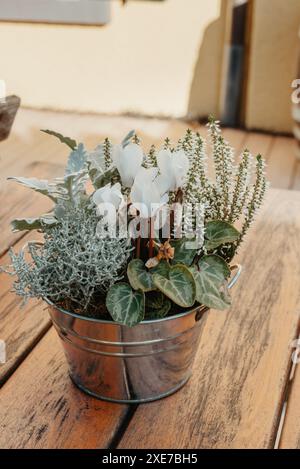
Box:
[46, 265, 241, 404]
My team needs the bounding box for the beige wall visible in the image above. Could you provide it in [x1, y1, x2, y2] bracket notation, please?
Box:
[2, 0, 298, 133]
[245, 0, 300, 133]
[0, 0, 225, 118]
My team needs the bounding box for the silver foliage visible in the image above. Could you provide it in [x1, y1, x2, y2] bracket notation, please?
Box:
[7, 207, 132, 316]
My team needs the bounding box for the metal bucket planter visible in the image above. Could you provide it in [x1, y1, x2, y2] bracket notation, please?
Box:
[46, 265, 241, 404]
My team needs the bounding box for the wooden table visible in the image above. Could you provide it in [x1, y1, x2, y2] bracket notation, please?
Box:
[1, 175, 300, 448]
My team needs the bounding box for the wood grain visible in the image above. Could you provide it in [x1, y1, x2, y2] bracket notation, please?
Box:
[0, 108, 297, 192]
[119, 189, 300, 449]
[0, 232, 51, 386]
[266, 136, 297, 189]
[222, 127, 247, 154]
[0, 328, 129, 449]
[291, 161, 300, 191]
[242, 132, 274, 158]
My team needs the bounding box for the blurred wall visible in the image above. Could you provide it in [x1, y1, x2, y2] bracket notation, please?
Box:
[245, 0, 300, 133]
[0, 0, 225, 118]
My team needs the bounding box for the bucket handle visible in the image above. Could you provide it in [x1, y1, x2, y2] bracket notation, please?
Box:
[228, 264, 242, 290]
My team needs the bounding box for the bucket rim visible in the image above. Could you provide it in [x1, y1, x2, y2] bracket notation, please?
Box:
[44, 296, 207, 326]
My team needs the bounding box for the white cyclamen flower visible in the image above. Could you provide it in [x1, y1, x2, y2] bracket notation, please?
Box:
[157, 148, 190, 193]
[130, 167, 168, 219]
[93, 182, 123, 210]
[112, 143, 143, 187]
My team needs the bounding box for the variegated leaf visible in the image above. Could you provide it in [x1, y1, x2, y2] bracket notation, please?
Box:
[106, 283, 145, 327]
[152, 264, 196, 308]
[204, 221, 240, 251]
[171, 237, 197, 266]
[190, 254, 231, 310]
[127, 259, 155, 292]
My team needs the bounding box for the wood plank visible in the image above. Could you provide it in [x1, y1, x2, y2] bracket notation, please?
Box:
[265, 136, 296, 189]
[242, 132, 274, 159]
[0, 129, 59, 178]
[2, 108, 298, 192]
[119, 189, 300, 449]
[5, 107, 191, 154]
[291, 161, 300, 191]
[5, 108, 249, 158]
[0, 328, 129, 449]
[222, 127, 247, 154]
[0, 232, 51, 385]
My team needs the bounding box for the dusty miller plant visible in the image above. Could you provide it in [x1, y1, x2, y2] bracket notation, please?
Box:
[7, 207, 132, 317]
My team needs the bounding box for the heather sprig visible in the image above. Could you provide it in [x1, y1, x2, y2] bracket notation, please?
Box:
[208, 119, 235, 219]
[229, 149, 253, 223]
[143, 144, 157, 168]
[104, 137, 113, 169]
[238, 155, 268, 246]
[163, 137, 171, 149]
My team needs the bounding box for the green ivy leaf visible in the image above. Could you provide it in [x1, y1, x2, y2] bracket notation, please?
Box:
[190, 254, 231, 310]
[41, 129, 77, 150]
[106, 283, 145, 327]
[127, 259, 155, 292]
[204, 221, 240, 251]
[152, 264, 196, 308]
[170, 237, 197, 266]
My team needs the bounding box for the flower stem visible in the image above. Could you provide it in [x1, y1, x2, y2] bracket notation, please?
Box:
[149, 218, 154, 258]
[136, 235, 141, 259]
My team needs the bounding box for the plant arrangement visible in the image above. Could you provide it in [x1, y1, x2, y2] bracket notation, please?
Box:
[3, 119, 268, 327]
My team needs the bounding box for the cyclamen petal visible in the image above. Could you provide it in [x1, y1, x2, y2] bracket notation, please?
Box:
[112, 143, 143, 187]
[157, 148, 190, 193]
[130, 167, 168, 219]
[93, 182, 123, 210]
[172, 150, 190, 188]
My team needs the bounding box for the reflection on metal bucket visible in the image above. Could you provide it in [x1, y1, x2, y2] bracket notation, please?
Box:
[47, 265, 241, 403]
